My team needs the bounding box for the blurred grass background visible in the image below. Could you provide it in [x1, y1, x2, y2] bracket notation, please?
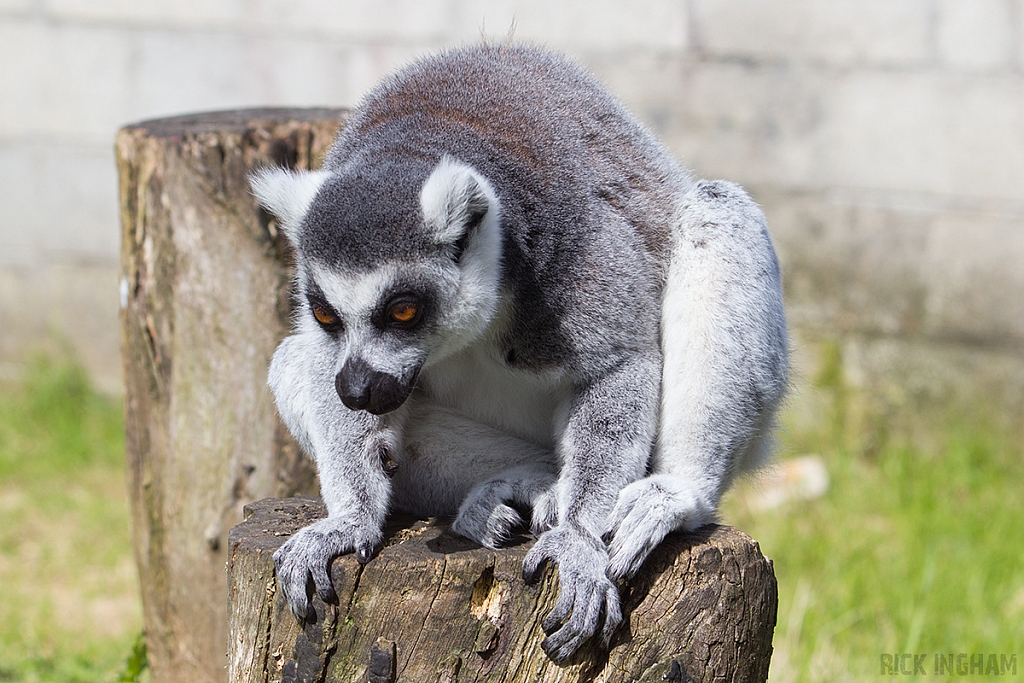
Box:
[0, 348, 1021, 682]
[0, 358, 141, 683]
[723, 342, 1024, 681]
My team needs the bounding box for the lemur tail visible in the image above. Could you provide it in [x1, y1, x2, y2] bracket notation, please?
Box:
[653, 180, 789, 506]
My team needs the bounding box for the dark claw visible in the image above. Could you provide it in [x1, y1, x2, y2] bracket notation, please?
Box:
[356, 543, 375, 564]
[379, 445, 399, 477]
[291, 596, 315, 624]
[541, 635, 573, 664]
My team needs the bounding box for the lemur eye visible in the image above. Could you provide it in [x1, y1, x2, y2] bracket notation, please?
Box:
[312, 304, 338, 327]
[387, 300, 420, 325]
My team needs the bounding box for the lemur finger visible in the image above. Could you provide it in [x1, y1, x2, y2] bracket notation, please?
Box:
[284, 588, 309, 622]
[569, 584, 604, 639]
[542, 583, 576, 633]
[602, 507, 626, 541]
[607, 525, 658, 581]
[530, 491, 558, 536]
[311, 562, 337, 604]
[281, 569, 314, 622]
[521, 543, 551, 584]
[486, 504, 523, 546]
[542, 629, 584, 663]
[600, 586, 622, 647]
[603, 487, 641, 540]
[273, 547, 311, 621]
[541, 619, 589, 663]
[542, 583, 602, 661]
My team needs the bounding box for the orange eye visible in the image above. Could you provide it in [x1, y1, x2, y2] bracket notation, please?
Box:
[388, 301, 419, 324]
[312, 305, 337, 326]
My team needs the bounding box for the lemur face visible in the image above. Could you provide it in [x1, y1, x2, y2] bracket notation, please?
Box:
[252, 156, 503, 415]
[301, 259, 453, 415]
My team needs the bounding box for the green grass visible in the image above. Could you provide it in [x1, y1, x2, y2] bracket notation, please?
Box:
[723, 343, 1024, 681]
[0, 358, 143, 683]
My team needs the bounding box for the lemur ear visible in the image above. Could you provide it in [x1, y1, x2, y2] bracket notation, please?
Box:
[420, 156, 499, 260]
[250, 167, 331, 241]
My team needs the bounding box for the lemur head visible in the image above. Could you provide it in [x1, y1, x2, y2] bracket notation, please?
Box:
[252, 155, 502, 415]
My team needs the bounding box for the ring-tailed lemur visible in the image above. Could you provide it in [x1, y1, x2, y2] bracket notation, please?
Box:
[251, 44, 788, 662]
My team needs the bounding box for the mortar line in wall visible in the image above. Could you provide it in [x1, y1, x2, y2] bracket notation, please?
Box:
[747, 184, 1024, 221]
[21, 10, 452, 47]
[925, 0, 940, 67]
[0, 134, 120, 151]
[23, 12, 694, 58]
[693, 50, 1024, 79]
[1010, 0, 1024, 75]
[9, 10, 1022, 79]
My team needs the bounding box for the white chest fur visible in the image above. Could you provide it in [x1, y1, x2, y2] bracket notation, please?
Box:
[418, 344, 568, 448]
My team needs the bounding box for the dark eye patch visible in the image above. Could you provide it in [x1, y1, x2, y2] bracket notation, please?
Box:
[372, 284, 437, 332]
[305, 280, 343, 333]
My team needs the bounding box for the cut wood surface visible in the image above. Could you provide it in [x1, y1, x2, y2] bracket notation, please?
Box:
[229, 497, 778, 683]
[117, 109, 345, 683]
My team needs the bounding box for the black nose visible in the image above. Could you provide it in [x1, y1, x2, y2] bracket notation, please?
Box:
[335, 358, 374, 411]
[335, 358, 412, 415]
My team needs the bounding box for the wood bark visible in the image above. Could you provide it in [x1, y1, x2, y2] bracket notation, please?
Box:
[117, 109, 345, 683]
[229, 498, 778, 683]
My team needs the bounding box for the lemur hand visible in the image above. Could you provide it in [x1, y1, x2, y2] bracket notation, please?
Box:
[522, 524, 621, 662]
[273, 514, 383, 621]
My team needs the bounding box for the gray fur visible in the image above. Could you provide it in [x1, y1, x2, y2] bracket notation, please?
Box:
[253, 44, 788, 660]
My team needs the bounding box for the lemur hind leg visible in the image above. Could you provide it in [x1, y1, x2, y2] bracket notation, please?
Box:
[605, 180, 789, 581]
[389, 402, 558, 547]
[452, 463, 559, 548]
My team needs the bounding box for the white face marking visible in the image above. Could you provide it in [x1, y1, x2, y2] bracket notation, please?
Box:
[305, 245, 503, 368]
[310, 262, 405, 322]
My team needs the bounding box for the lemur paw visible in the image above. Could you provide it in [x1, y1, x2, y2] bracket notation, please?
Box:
[273, 515, 383, 622]
[604, 474, 716, 581]
[522, 525, 621, 662]
[529, 488, 558, 535]
[451, 471, 556, 548]
[451, 502, 523, 549]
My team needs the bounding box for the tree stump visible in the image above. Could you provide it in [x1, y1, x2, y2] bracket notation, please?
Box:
[117, 109, 345, 683]
[228, 498, 778, 683]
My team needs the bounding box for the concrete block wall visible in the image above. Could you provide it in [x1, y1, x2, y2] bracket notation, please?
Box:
[2, 0, 1022, 420]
